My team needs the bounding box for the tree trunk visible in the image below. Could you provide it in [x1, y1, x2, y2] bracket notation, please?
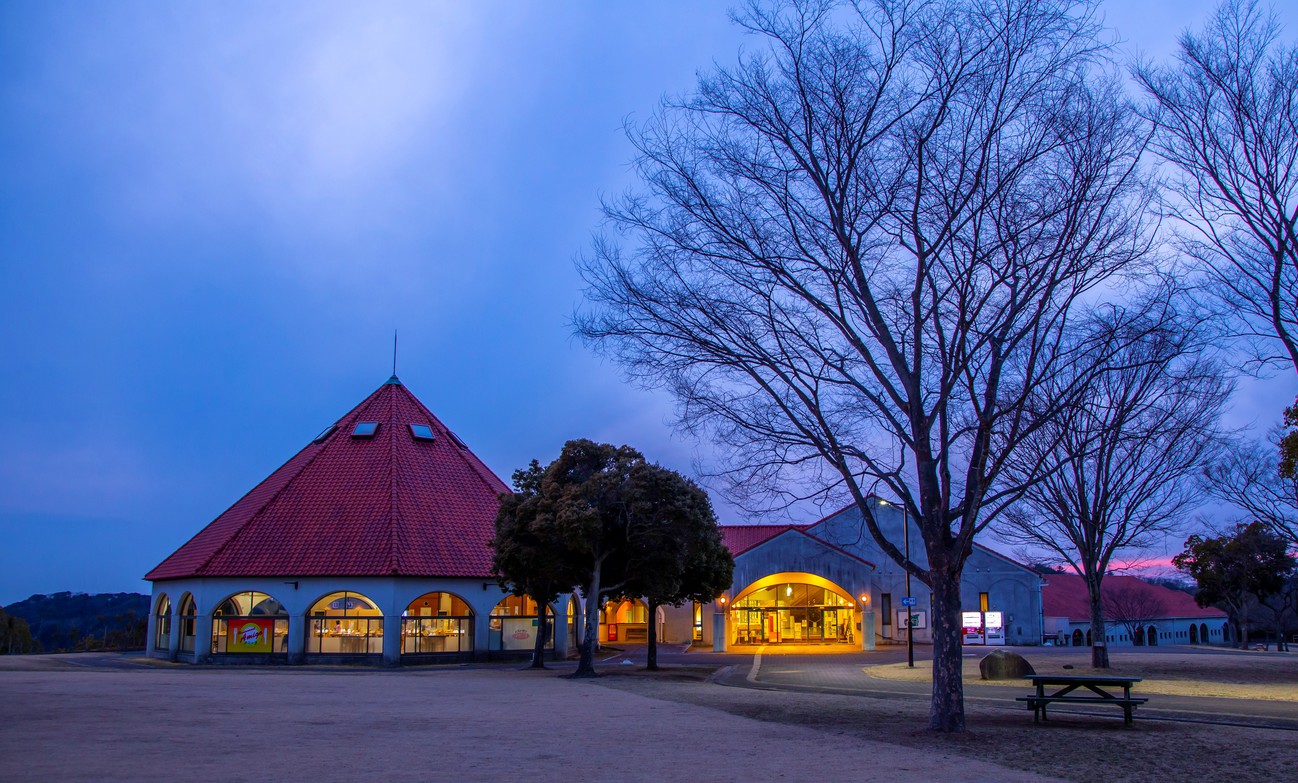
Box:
[646, 598, 659, 671]
[530, 596, 548, 669]
[574, 564, 603, 678]
[1087, 576, 1110, 669]
[927, 570, 965, 733]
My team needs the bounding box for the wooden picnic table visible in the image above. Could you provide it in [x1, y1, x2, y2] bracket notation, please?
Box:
[1017, 674, 1147, 726]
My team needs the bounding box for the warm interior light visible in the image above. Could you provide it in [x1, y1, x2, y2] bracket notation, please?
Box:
[786, 585, 793, 597]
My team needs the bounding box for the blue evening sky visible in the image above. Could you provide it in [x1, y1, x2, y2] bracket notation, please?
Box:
[1, 1, 1294, 604]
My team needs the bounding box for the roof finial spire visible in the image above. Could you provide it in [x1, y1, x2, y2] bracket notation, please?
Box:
[386, 330, 402, 385]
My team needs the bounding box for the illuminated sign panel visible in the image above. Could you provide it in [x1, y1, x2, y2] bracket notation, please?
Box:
[228, 619, 274, 653]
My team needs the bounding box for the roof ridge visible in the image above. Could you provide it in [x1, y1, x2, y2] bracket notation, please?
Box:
[401, 384, 509, 495]
[386, 385, 401, 575]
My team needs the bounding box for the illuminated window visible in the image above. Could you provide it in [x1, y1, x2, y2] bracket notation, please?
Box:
[307, 591, 383, 655]
[211, 591, 288, 655]
[153, 594, 171, 651]
[178, 594, 197, 653]
[489, 595, 555, 652]
[402, 592, 473, 655]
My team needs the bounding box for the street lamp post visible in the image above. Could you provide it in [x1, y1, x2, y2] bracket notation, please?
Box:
[880, 498, 915, 668]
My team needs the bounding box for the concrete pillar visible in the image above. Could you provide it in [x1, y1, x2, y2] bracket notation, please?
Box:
[195, 614, 213, 664]
[552, 598, 570, 661]
[287, 613, 307, 664]
[862, 610, 876, 651]
[167, 613, 182, 662]
[474, 610, 493, 659]
[712, 610, 727, 652]
[382, 614, 402, 666]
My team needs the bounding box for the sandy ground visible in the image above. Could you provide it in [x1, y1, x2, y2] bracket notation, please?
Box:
[866, 649, 1298, 700]
[0, 662, 1060, 783]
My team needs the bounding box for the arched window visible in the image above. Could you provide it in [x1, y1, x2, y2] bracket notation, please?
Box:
[489, 595, 554, 651]
[308, 591, 382, 655]
[212, 591, 288, 654]
[1147, 625, 1159, 646]
[1071, 629, 1084, 647]
[153, 594, 171, 651]
[1189, 624, 1199, 644]
[402, 592, 473, 655]
[178, 594, 197, 653]
[1201, 623, 1210, 644]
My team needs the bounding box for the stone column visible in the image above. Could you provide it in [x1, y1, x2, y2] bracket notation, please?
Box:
[287, 614, 307, 664]
[167, 614, 182, 662]
[552, 597, 570, 661]
[862, 610, 876, 651]
[382, 613, 402, 666]
[195, 614, 214, 664]
[712, 610, 727, 652]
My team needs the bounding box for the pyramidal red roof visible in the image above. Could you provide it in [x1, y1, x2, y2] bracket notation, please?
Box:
[146, 377, 509, 581]
[1042, 573, 1226, 622]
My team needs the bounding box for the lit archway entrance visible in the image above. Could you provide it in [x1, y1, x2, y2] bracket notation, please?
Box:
[730, 573, 856, 645]
[601, 599, 648, 643]
[402, 592, 473, 657]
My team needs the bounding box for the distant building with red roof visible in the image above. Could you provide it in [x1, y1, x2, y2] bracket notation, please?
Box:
[1041, 572, 1228, 647]
[146, 376, 568, 665]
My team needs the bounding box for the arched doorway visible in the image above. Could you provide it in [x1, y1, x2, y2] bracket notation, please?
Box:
[1085, 630, 1092, 646]
[730, 573, 856, 645]
[402, 592, 473, 655]
[601, 599, 648, 643]
[178, 594, 197, 653]
[1147, 625, 1159, 646]
[1071, 629, 1084, 647]
[307, 591, 382, 655]
[489, 595, 555, 652]
[1134, 626, 1145, 646]
[1189, 624, 1199, 644]
[213, 591, 288, 655]
[1201, 623, 1210, 644]
[153, 594, 171, 652]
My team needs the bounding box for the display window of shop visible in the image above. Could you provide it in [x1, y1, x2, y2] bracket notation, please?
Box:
[212, 591, 289, 654]
[731, 580, 855, 644]
[153, 594, 171, 651]
[692, 602, 703, 642]
[178, 593, 197, 653]
[402, 592, 473, 654]
[307, 591, 382, 655]
[489, 595, 555, 651]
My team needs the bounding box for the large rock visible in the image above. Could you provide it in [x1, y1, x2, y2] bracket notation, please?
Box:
[979, 649, 1035, 680]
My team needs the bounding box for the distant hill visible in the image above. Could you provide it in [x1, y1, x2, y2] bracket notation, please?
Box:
[4, 592, 149, 652]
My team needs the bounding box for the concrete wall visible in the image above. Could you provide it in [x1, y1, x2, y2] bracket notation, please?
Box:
[806, 501, 1044, 645]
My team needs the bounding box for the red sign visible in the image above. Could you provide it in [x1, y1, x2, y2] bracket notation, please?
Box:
[228, 618, 274, 653]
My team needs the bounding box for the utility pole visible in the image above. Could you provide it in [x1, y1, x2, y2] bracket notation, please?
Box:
[880, 499, 915, 668]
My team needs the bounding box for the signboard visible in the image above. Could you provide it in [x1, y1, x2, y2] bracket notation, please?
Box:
[901, 596, 917, 607]
[961, 611, 984, 645]
[228, 618, 274, 653]
[896, 610, 927, 630]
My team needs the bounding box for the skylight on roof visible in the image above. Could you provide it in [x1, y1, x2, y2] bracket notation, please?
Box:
[409, 424, 434, 442]
[352, 421, 379, 438]
[312, 425, 338, 444]
[448, 431, 468, 449]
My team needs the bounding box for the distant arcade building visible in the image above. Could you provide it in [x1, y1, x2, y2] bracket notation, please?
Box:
[147, 376, 1045, 666]
[145, 376, 578, 665]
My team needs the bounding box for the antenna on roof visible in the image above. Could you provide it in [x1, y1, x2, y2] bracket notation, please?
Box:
[386, 330, 402, 385]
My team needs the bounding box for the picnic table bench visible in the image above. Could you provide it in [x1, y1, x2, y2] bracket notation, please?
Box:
[1016, 674, 1147, 726]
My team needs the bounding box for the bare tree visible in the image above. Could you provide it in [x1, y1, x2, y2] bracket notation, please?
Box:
[1204, 434, 1298, 546]
[994, 301, 1230, 667]
[578, 0, 1152, 732]
[1134, 0, 1298, 376]
[1103, 582, 1168, 646]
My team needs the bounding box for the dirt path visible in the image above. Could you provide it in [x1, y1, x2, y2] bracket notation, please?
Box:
[0, 665, 1060, 783]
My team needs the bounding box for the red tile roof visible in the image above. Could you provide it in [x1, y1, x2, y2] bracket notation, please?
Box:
[719, 525, 810, 556]
[146, 378, 509, 581]
[1041, 573, 1226, 621]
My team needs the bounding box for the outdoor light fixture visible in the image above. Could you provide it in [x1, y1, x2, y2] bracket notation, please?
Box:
[860, 594, 869, 604]
[718, 595, 728, 606]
